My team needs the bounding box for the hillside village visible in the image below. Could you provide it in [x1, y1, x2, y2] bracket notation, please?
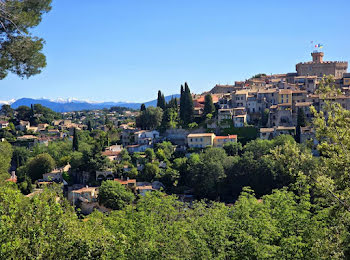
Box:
[0, 50, 349, 213]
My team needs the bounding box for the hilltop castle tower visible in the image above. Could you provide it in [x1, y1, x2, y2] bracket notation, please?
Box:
[296, 51, 348, 78]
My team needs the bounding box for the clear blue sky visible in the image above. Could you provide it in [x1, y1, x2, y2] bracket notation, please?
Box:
[0, 0, 349, 103]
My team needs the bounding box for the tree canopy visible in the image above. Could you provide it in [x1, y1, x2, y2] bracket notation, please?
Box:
[98, 180, 135, 210]
[0, 0, 52, 79]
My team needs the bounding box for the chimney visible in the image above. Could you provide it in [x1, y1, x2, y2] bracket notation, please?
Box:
[311, 52, 324, 63]
[11, 171, 16, 178]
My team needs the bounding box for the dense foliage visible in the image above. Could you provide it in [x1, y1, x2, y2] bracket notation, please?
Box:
[1, 78, 350, 258]
[0, 0, 52, 79]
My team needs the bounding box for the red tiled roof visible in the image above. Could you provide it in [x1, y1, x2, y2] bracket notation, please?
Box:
[214, 135, 237, 140]
[6, 176, 17, 183]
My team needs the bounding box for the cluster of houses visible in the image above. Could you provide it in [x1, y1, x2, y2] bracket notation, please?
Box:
[2, 50, 350, 214]
[190, 51, 350, 143]
[13, 120, 83, 146]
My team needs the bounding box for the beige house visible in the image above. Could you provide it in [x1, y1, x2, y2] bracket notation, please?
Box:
[213, 135, 237, 148]
[187, 133, 216, 148]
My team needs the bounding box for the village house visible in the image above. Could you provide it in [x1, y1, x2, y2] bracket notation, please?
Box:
[69, 186, 99, 206]
[233, 114, 247, 127]
[134, 130, 159, 145]
[187, 133, 239, 148]
[217, 108, 234, 127]
[232, 90, 249, 108]
[102, 150, 122, 162]
[187, 133, 216, 148]
[114, 178, 137, 188]
[0, 120, 9, 129]
[126, 144, 149, 153]
[136, 185, 154, 196]
[96, 170, 115, 181]
[42, 164, 71, 183]
[213, 135, 237, 148]
[17, 120, 30, 131]
[260, 126, 296, 139]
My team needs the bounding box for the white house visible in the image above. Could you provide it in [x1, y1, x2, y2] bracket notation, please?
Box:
[0, 121, 9, 129]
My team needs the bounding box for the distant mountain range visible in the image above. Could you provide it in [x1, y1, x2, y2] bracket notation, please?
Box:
[4, 95, 180, 113]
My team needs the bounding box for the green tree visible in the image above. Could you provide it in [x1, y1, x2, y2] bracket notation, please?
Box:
[27, 153, 55, 181]
[261, 108, 269, 127]
[145, 148, 155, 162]
[136, 106, 163, 130]
[0, 140, 13, 180]
[98, 180, 135, 210]
[204, 94, 215, 116]
[182, 82, 194, 125]
[143, 162, 160, 181]
[120, 149, 131, 162]
[179, 84, 185, 122]
[155, 141, 173, 159]
[72, 128, 79, 151]
[87, 120, 92, 131]
[223, 141, 242, 156]
[296, 107, 306, 143]
[0, 0, 52, 79]
[12, 146, 30, 168]
[16, 105, 31, 121]
[156, 90, 166, 110]
[0, 104, 14, 117]
[140, 103, 146, 111]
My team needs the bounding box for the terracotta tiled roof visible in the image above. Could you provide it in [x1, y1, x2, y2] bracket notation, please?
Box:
[214, 135, 237, 140]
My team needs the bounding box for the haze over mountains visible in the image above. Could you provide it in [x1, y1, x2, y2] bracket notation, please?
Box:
[0, 95, 180, 112]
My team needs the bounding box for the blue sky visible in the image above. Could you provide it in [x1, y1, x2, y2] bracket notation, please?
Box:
[0, 0, 349, 103]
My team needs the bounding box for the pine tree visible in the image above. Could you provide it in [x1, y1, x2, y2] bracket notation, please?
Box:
[204, 94, 215, 116]
[72, 128, 79, 151]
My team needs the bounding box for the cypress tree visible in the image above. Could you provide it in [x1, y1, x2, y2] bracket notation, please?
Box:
[297, 107, 306, 127]
[183, 82, 194, 125]
[296, 107, 306, 143]
[157, 91, 166, 110]
[180, 85, 185, 122]
[140, 103, 146, 111]
[161, 94, 166, 110]
[204, 94, 215, 116]
[72, 128, 79, 151]
[87, 120, 92, 131]
[157, 90, 162, 108]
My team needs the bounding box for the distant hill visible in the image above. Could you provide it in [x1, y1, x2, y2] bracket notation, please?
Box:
[9, 95, 180, 112]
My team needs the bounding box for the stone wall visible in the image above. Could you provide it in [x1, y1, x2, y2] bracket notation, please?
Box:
[296, 61, 348, 78]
